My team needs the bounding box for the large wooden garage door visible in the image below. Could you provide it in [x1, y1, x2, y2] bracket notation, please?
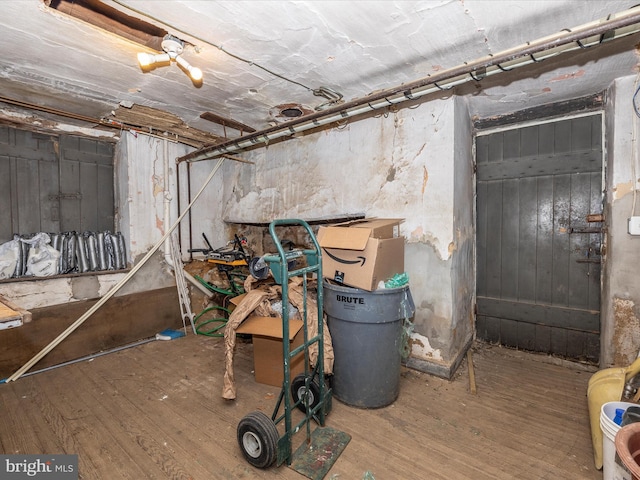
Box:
[475, 115, 602, 363]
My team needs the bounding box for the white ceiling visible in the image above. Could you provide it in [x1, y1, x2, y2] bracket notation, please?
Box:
[1, 1, 639, 143]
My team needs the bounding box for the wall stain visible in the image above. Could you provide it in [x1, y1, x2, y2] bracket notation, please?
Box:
[614, 181, 634, 200]
[155, 214, 163, 233]
[408, 227, 451, 261]
[422, 166, 429, 195]
[550, 69, 585, 82]
[152, 174, 163, 197]
[613, 297, 640, 365]
[386, 165, 396, 182]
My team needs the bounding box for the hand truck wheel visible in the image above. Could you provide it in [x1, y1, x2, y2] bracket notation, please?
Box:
[291, 374, 332, 415]
[248, 256, 270, 280]
[237, 411, 279, 468]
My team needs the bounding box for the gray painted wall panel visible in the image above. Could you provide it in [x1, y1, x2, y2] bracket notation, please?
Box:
[518, 177, 537, 299]
[38, 155, 60, 233]
[484, 180, 503, 298]
[476, 181, 488, 297]
[569, 172, 592, 309]
[0, 156, 11, 237]
[476, 297, 599, 331]
[552, 174, 571, 307]
[16, 157, 42, 234]
[477, 151, 602, 180]
[521, 125, 539, 157]
[535, 176, 554, 304]
[501, 178, 519, 300]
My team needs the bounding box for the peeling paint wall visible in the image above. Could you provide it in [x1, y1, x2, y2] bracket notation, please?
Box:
[602, 75, 640, 366]
[224, 100, 456, 254]
[219, 97, 472, 377]
[404, 97, 475, 377]
[404, 241, 454, 374]
[612, 296, 640, 364]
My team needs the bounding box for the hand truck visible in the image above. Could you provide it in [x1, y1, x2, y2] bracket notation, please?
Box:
[236, 219, 349, 478]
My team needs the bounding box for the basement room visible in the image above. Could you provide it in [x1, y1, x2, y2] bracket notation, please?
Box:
[2, 1, 640, 479]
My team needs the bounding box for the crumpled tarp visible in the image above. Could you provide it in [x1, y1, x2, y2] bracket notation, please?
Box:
[222, 275, 334, 400]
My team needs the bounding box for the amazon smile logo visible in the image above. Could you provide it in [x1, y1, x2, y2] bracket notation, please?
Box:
[323, 249, 366, 266]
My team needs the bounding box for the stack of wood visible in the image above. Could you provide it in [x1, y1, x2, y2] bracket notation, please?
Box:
[0, 295, 31, 330]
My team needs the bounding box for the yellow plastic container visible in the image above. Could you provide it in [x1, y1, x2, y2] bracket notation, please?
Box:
[587, 358, 640, 469]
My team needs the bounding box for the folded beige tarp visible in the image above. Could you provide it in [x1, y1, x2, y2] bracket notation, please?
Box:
[222, 275, 334, 400]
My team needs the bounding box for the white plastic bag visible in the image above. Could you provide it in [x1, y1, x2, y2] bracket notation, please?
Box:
[0, 239, 20, 279]
[22, 233, 60, 277]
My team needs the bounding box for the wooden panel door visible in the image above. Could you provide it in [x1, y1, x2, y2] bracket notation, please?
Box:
[476, 115, 602, 362]
[0, 127, 115, 243]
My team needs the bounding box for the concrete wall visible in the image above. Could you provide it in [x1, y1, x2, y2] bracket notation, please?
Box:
[218, 96, 474, 378]
[602, 75, 640, 366]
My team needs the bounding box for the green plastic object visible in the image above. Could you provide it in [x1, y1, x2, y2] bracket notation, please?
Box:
[384, 272, 409, 288]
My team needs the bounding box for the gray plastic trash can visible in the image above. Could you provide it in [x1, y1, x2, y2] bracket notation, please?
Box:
[323, 281, 415, 408]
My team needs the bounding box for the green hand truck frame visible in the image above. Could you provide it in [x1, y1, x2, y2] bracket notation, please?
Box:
[237, 219, 342, 472]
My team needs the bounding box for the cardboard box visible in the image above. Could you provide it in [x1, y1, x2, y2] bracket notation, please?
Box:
[317, 218, 405, 291]
[235, 316, 305, 387]
[228, 293, 245, 313]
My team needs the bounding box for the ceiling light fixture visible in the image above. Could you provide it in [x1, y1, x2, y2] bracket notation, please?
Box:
[137, 34, 202, 82]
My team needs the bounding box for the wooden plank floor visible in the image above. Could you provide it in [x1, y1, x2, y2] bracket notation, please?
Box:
[0, 334, 603, 479]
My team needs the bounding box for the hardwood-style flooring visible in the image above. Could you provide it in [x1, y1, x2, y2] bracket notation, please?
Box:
[0, 333, 604, 479]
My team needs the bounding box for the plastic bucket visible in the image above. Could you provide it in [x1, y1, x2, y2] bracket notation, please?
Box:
[323, 281, 415, 408]
[601, 401, 636, 480]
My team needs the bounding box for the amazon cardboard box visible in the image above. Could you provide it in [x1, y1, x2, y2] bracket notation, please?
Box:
[235, 316, 305, 387]
[317, 218, 404, 291]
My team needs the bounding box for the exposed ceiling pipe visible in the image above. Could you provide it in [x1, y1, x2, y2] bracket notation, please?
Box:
[0, 95, 203, 147]
[178, 5, 640, 164]
[0, 94, 104, 125]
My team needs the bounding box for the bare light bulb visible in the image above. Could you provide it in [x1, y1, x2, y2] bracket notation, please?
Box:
[175, 55, 203, 82]
[137, 52, 154, 67]
[138, 52, 171, 68]
[189, 66, 203, 81]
